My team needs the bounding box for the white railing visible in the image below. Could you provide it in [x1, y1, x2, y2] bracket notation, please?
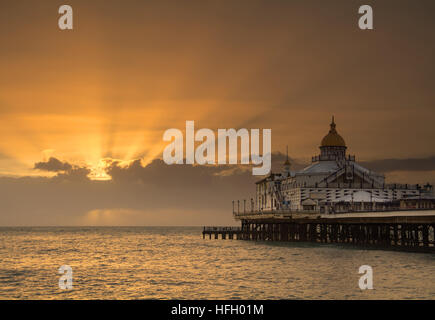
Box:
[233, 209, 320, 217]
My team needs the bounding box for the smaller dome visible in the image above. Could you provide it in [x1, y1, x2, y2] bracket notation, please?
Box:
[321, 117, 346, 147]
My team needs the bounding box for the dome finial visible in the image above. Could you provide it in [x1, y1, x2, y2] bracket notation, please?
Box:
[330, 115, 336, 132]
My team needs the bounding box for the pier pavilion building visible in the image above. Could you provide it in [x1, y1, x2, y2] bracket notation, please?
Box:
[255, 118, 434, 213]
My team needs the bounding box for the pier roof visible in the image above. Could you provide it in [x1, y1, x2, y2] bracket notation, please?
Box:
[298, 160, 339, 174]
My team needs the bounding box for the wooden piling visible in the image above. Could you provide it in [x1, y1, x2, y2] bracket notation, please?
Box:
[203, 214, 435, 252]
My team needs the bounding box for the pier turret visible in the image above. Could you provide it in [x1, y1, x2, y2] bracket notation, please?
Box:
[282, 146, 291, 178]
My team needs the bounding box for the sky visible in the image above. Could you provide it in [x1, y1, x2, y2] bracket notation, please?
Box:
[0, 0, 434, 225]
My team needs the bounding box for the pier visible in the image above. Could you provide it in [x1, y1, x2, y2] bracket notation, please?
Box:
[203, 211, 435, 252]
[202, 118, 435, 252]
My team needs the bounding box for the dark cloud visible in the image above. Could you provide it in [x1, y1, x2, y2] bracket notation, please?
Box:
[53, 167, 91, 181]
[270, 152, 307, 172]
[360, 157, 435, 173]
[0, 157, 260, 225]
[33, 157, 91, 181]
[106, 158, 258, 193]
[34, 157, 73, 172]
[269, 153, 435, 174]
[272, 154, 435, 174]
[105, 153, 307, 186]
[0, 154, 432, 226]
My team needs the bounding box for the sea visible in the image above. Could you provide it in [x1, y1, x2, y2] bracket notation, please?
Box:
[0, 226, 434, 299]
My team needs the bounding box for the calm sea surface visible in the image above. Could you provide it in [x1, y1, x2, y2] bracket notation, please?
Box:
[0, 226, 434, 299]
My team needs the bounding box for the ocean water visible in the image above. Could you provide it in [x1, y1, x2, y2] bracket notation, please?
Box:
[0, 226, 434, 300]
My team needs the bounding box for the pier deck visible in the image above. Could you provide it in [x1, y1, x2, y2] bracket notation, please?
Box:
[202, 226, 242, 240]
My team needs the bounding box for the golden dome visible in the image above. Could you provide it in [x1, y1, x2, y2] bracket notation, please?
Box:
[321, 117, 346, 147]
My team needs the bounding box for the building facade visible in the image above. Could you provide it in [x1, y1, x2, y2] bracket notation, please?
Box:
[256, 117, 434, 213]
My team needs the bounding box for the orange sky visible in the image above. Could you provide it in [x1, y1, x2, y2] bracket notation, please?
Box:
[0, 0, 435, 225]
[1, 0, 434, 180]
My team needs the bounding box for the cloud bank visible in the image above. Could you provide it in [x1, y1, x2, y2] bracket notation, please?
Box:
[0, 154, 433, 226]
